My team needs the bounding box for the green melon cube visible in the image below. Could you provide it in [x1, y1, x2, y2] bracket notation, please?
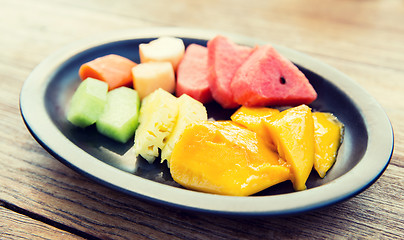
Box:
[96, 87, 141, 143]
[67, 78, 108, 128]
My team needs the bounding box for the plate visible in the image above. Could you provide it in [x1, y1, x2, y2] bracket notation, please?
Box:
[20, 28, 394, 216]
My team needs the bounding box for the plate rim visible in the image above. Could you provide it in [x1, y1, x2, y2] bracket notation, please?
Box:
[19, 27, 394, 216]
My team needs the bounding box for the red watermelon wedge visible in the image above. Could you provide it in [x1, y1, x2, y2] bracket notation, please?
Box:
[231, 45, 317, 107]
[176, 44, 212, 103]
[207, 35, 253, 109]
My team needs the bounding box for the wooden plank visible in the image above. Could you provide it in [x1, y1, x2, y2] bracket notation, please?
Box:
[0, 206, 84, 240]
[0, 143, 402, 240]
[0, 0, 403, 239]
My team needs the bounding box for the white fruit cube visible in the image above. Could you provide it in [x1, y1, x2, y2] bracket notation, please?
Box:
[139, 37, 185, 71]
[132, 62, 175, 100]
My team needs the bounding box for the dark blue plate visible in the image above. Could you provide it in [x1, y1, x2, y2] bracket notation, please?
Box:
[20, 28, 393, 216]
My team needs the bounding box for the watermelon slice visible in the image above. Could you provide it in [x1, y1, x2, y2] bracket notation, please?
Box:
[176, 44, 212, 104]
[231, 45, 317, 107]
[207, 35, 253, 109]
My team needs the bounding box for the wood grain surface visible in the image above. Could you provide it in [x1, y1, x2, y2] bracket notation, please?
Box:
[1, 0, 403, 239]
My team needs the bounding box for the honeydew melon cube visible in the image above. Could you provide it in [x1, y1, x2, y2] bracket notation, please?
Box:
[96, 87, 140, 143]
[67, 78, 108, 128]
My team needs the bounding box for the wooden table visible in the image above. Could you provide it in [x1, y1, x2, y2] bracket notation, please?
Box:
[1, 0, 403, 239]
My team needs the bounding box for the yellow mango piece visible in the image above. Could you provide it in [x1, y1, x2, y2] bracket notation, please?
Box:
[312, 112, 344, 178]
[231, 106, 279, 150]
[170, 121, 290, 196]
[231, 106, 280, 133]
[264, 105, 314, 191]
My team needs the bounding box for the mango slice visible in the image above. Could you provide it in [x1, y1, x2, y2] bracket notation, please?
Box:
[231, 106, 280, 150]
[264, 104, 314, 191]
[170, 121, 290, 196]
[313, 112, 344, 178]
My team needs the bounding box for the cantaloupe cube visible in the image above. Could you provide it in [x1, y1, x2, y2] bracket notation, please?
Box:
[78, 54, 137, 90]
[161, 94, 208, 166]
[133, 88, 179, 163]
[132, 62, 175, 99]
[139, 37, 185, 71]
[96, 87, 140, 143]
[67, 78, 108, 128]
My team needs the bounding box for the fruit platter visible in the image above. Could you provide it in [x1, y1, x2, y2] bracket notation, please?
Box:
[19, 28, 393, 216]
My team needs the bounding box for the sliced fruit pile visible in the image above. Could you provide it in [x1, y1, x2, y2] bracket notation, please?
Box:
[66, 35, 343, 196]
[170, 120, 291, 196]
[171, 105, 343, 195]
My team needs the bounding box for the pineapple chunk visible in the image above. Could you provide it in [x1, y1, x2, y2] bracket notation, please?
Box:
[133, 88, 178, 163]
[161, 94, 208, 166]
[139, 37, 185, 71]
